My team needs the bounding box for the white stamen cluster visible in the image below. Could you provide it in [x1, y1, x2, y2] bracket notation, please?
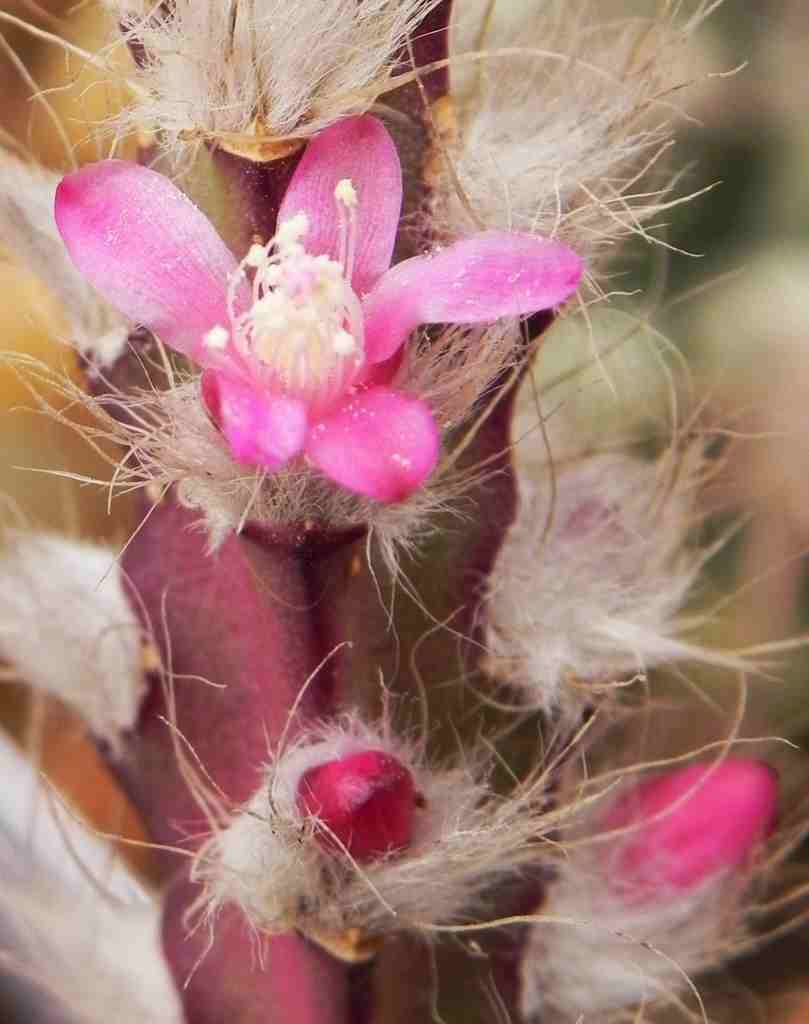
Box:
[205, 183, 365, 408]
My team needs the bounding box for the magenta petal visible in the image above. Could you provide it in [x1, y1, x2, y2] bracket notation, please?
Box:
[55, 160, 249, 364]
[604, 760, 779, 901]
[362, 232, 583, 364]
[305, 387, 439, 501]
[277, 116, 402, 296]
[209, 373, 307, 470]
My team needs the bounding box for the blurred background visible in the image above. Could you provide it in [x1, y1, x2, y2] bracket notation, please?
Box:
[0, 0, 808, 1018]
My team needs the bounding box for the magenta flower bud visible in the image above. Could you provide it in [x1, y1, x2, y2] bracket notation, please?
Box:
[297, 749, 417, 863]
[604, 759, 779, 901]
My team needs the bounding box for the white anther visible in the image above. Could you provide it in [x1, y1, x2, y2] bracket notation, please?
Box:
[332, 329, 357, 356]
[244, 243, 268, 268]
[204, 325, 230, 350]
[275, 213, 310, 249]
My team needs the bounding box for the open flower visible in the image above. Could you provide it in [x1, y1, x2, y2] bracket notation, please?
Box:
[55, 116, 581, 502]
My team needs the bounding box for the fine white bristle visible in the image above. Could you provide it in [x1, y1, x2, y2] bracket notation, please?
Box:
[433, 1, 715, 266]
[0, 532, 144, 747]
[0, 150, 129, 367]
[483, 446, 710, 719]
[104, 0, 442, 152]
[0, 731, 181, 1023]
[520, 776, 759, 1022]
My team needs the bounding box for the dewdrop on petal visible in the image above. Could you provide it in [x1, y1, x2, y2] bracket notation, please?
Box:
[519, 760, 779, 1021]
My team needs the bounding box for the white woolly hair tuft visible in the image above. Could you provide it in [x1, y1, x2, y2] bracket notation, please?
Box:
[482, 440, 730, 720]
[0, 149, 129, 368]
[0, 531, 145, 747]
[0, 730, 182, 1023]
[520, 860, 748, 1022]
[6, 346, 503, 565]
[519, 776, 761, 1023]
[191, 711, 568, 945]
[433, 0, 716, 266]
[104, 0, 442, 149]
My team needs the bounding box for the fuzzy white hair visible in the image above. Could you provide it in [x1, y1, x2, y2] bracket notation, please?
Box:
[520, 863, 741, 1022]
[192, 712, 566, 950]
[0, 150, 129, 368]
[105, 0, 441, 151]
[433, 1, 712, 265]
[9, 345, 499, 562]
[483, 446, 710, 719]
[0, 532, 144, 747]
[0, 730, 181, 1023]
[518, 774, 756, 1023]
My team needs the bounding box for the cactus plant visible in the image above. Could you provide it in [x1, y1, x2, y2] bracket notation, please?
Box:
[0, 2, 806, 1022]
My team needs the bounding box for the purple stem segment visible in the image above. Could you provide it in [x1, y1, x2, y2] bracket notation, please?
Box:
[113, 500, 336, 868]
[163, 870, 351, 1024]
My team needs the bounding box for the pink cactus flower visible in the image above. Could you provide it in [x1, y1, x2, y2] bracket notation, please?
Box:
[54, 116, 582, 502]
[296, 748, 417, 863]
[604, 759, 778, 902]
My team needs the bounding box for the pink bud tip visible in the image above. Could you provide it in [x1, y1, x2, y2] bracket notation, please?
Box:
[297, 750, 417, 863]
[603, 759, 778, 901]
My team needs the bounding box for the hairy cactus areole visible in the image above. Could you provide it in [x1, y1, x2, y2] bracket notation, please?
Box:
[605, 759, 779, 901]
[519, 760, 782, 1021]
[54, 115, 581, 502]
[296, 748, 417, 861]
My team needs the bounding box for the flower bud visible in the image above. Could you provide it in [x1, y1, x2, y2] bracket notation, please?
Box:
[604, 759, 779, 901]
[519, 759, 780, 1021]
[296, 749, 416, 863]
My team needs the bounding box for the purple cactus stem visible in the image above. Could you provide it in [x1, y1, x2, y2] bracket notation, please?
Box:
[113, 499, 340, 870]
[297, 749, 417, 862]
[210, 148, 302, 260]
[162, 869, 352, 1024]
[400, 0, 452, 103]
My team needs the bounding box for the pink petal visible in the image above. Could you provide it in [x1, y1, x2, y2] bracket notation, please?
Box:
[205, 372, 307, 470]
[55, 160, 249, 364]
[277, 116, 402, 296]
[362, 232, 583, 364]
[604, 760, 778, 902]
[305, 387, 439, 502]
[297, 749, 416, 863]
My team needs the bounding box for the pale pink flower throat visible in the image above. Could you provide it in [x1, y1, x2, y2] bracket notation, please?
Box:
[208, 181, 364, 411]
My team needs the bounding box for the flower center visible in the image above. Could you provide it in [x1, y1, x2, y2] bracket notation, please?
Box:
[206, 180, 365, 408]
